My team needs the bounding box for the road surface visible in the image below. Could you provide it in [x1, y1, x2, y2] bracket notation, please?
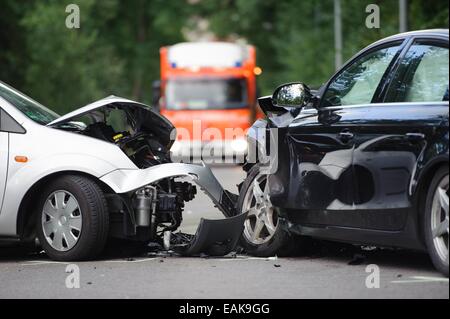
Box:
[0, 166, 448, 299]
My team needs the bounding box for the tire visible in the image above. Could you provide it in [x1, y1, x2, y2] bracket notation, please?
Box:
[238, 165, 298, 257]
[424, 166, 449, 277]
[36, 175, 109, 261]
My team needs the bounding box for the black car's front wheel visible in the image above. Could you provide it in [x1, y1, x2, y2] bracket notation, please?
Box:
[238, 165, 297, 257]
[36, 175, 109, 261]
[424, 166, 449, 277]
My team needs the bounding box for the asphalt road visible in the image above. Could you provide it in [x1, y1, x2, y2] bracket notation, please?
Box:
[0, 166, 448, 299]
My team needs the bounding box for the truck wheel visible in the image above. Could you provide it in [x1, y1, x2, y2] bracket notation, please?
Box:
[424, 166, 449, 277]
[238, 165, 298, 257]
[36, 175, 109, 261]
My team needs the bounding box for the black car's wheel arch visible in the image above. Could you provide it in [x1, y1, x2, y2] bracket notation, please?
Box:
[17, 170, 114, 241]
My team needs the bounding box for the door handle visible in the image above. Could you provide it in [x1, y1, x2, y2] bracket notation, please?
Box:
[406, 133, 425, 141]
[338, 131, 354, 142]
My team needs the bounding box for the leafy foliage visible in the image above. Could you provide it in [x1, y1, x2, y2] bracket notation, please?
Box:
[0, 0, 448, 113]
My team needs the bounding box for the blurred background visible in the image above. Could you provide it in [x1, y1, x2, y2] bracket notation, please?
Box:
[0, 0, 448, 115]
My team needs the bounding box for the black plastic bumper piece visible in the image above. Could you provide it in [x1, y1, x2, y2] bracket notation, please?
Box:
[174, 212, 248, 257]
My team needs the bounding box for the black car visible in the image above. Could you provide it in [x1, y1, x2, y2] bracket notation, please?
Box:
[239, 29, 449, 276]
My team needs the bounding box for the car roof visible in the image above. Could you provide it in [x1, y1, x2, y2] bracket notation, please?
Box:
[347, 29, 449, 68]
[372, 29, 449, 46]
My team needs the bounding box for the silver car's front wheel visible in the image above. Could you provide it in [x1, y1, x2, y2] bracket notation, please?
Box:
[36, 175, 109, 261]
[42, 191, 82, 252]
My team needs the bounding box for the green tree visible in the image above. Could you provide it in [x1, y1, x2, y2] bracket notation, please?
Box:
[18, 0, 192, 113]
[105, 0, 192, 103]
[1, 0, 448, 114]
[199, 0, 449, 94]
[21, 0, 124, 114]
[0, 0, 29, 89]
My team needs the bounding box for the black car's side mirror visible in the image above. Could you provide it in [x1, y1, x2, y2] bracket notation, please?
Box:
[272, 82, 312, 109]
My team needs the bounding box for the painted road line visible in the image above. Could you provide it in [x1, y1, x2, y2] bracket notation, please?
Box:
[391, 276, 449, 284]
[20, 261, 69, 266]
[104, 258, 159, 264]
[216, 256, 279, 262]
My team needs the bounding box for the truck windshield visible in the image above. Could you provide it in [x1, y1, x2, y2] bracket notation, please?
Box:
[0, 81, 59, 125]
[165, 78, 247, 110]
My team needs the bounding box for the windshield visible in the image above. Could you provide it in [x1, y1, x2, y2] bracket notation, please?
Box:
[165, 78, 247, 110]
[0, 81, 59, 125]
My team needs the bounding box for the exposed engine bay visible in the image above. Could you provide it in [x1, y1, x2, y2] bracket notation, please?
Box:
[52, 103, 173, 168]
[50, 99, 246, 256]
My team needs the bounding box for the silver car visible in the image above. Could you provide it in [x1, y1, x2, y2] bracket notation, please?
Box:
[0, 81, 245, 261]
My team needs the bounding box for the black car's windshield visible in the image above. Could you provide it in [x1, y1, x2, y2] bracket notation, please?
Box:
[0, 81, 59, 125]
[165, 78, 247, 110]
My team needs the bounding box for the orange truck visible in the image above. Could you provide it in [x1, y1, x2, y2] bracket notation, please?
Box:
[156, 42, 261, 162]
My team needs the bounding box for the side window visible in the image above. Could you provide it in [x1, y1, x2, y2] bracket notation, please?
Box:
[386, 41, 449, 103]
[321, 43, 401, 107]
[0, 109, 26, 134]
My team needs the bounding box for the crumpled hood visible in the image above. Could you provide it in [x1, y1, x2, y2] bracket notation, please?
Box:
[48, 95, 176, 146]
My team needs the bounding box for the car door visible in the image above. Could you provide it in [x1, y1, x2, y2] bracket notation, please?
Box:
[0, 109, 9, 212]
[273, 41, 404, 227]
[351, 37, 449, 231]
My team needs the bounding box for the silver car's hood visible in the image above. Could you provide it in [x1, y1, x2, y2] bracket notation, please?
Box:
[48, 95, 172, 128]
[47, 95, 175, 147]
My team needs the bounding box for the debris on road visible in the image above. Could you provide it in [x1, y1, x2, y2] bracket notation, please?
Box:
[348, 254, 367, 265]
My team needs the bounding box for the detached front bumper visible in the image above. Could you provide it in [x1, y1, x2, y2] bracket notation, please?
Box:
[100, 163, 247, 256]
[100, 162, 237, 217]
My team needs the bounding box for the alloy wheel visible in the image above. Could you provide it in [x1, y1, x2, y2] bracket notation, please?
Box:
[242, 173, 279, 245]
[431, 174, 449, 264]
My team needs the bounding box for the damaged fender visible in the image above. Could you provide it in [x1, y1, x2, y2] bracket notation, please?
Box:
[100, 162, 247, 255]
[100, 162, 236, 217]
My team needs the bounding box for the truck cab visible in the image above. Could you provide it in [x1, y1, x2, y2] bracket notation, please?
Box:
[158, 42, 261, 163]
